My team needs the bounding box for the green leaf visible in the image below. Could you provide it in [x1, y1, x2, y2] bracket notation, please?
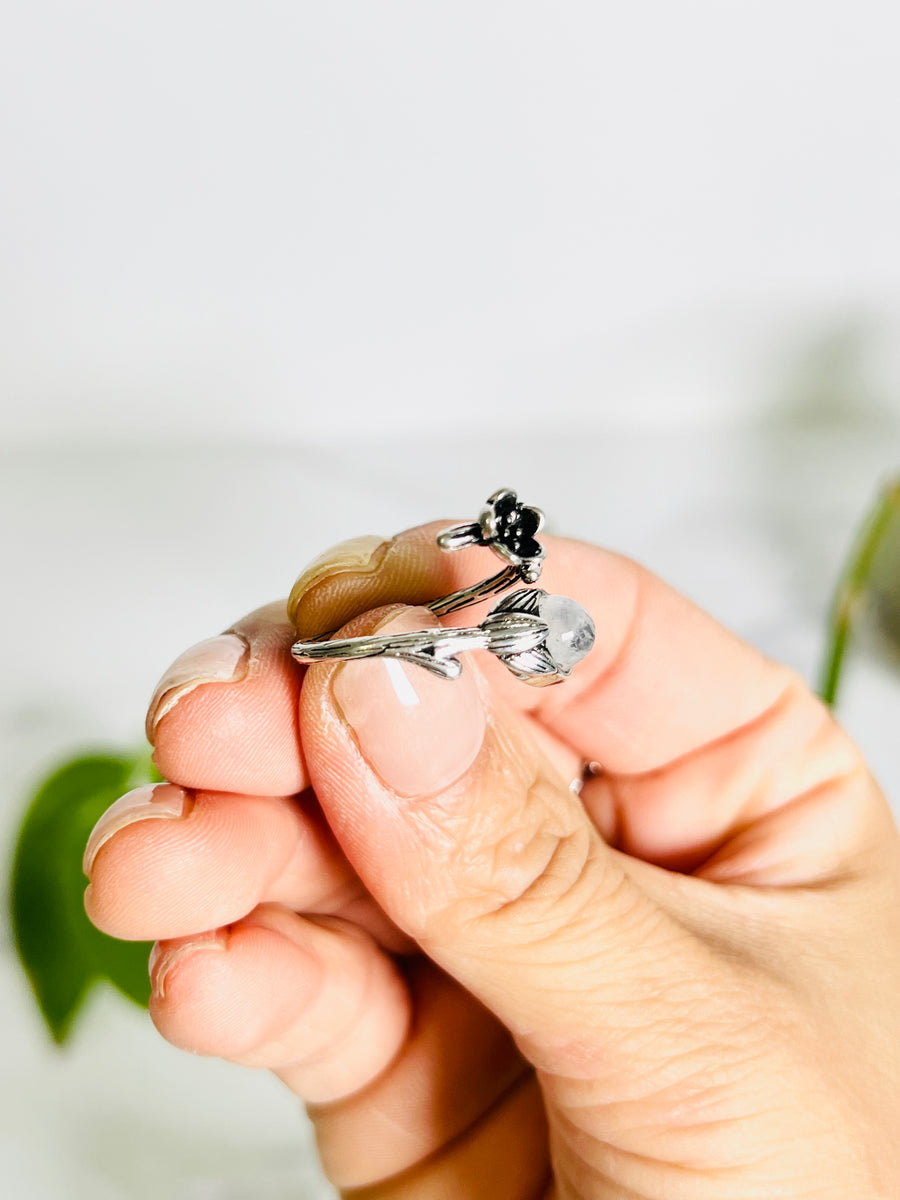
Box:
[820, 478, 900, 706]
[869, 486, 900, 655]
[9, 751, 157, 1044]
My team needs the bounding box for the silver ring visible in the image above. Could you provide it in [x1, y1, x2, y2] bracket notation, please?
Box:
[292, 588, 595, 686]
[426, 488, 546, 617]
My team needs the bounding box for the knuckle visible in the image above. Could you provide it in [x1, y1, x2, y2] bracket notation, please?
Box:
[425, 769, 619, 953]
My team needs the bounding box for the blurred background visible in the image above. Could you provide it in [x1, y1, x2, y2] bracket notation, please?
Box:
[3, 2, 900, 1197]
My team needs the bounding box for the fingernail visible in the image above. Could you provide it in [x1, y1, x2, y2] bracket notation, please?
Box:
[287, 535, 389, 626]
[145, 632, 250, 744]
[149, 931, 227, 1000]
[333, 608, 486, 798]
[83, 783, 191, 878]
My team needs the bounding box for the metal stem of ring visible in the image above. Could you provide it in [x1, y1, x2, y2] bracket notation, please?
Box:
[293, 625, 489, 680]
[426, 566, 521, 617]
[311, 563, 526, 639]
[292, 611, 549, 680]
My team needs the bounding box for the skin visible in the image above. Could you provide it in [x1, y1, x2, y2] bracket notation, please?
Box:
[85, 524, 900, 1198]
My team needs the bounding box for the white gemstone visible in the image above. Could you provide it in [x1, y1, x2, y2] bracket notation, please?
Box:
[538, 594, 595, 672]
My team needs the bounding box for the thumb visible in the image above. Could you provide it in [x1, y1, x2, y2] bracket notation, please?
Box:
[299, 604, 715, 1079]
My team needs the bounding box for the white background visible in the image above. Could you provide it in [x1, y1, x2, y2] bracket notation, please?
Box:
[2, 0, 900, 442]
[3, 4, 900, 1198]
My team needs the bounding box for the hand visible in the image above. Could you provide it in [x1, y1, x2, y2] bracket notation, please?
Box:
[84, 523, 900, 1198]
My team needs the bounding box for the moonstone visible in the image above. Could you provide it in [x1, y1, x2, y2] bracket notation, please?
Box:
[538, 594, 595, 672]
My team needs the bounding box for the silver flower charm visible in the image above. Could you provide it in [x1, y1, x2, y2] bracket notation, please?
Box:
[437, 488, 546, 584]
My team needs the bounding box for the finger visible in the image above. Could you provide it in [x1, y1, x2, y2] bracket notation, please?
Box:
[309, 961, 529, 1190]
[299, 607, 733, 1088]
[328, 1073, 548, 1200]
[580, 688, 877, 882]
[83, 783, 410, 950]
[155, 895, 547, 1193]
[149, 904, 410, 1103]
[148, 600, 307, 796]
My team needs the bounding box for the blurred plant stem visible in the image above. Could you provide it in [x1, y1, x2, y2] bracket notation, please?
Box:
[820, 478, 900, 706]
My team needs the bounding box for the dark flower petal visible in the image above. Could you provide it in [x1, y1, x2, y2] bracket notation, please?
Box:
[514, 506, 542, 540]
[492, 490, 518, 520]
[513, 536, 543, 561]
[480, 491, 545, 568]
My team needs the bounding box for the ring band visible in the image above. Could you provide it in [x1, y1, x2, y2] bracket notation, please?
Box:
[292, 588, 595, 686]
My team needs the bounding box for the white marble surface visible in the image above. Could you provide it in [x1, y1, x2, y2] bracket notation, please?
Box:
[2, 428, 900, 1198]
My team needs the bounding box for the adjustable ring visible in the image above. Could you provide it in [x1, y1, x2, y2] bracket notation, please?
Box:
[292, 588, 595, 687]
[426, 487, 546, 617]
